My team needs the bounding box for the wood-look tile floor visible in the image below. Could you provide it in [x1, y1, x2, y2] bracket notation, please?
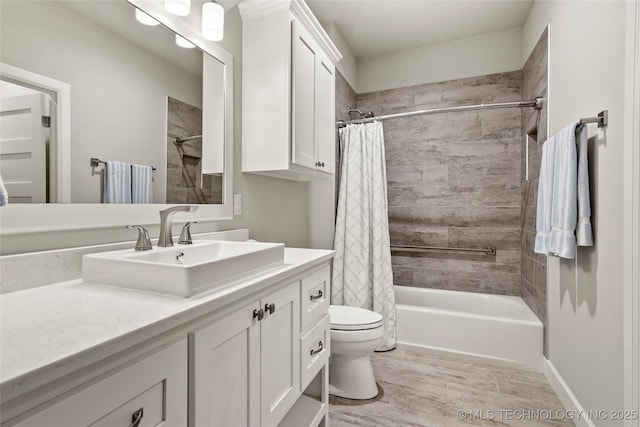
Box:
[329, 345, 574, 427]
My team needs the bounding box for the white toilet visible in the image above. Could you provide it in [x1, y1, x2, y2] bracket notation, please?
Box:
[328, 305, 385, 399]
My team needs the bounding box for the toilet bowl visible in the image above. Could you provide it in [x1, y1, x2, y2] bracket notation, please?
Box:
[328, 305, 384, 399]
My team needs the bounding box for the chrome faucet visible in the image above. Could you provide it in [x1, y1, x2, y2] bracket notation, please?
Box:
[127, 225, 152, 251]
[178, 221, 197, 245]
[158, 205, 198, 247]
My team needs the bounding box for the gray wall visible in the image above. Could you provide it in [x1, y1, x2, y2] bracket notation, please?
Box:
[356, 72, 523, 295]
[520, 28, 549, 353]
[335, 69, 357, 200]
[336, 71, 357, 123]
[524, 1, 629, 419]
[356, 28, 523, 94]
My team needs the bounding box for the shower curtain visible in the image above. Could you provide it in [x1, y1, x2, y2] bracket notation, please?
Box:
[333, 121, 396, 351]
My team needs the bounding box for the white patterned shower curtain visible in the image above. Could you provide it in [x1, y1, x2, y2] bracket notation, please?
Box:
[332, 121, 396, 351]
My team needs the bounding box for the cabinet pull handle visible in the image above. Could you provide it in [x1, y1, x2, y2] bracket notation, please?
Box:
[310, 341, 324, 356]
[309, 290, 323, 301]
[130, 408, 144, 427]
[265, 303, 275, 314]
[321, 162, 325, 167]
[253, 308, 264, 321]
[315, 161, 320, 167]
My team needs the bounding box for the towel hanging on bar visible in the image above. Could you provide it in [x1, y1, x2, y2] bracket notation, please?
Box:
[103, 161, 132, 204]
[575, 124, 593, 246]
[131, 164, 153, 204]
[535, 122, 593, 259]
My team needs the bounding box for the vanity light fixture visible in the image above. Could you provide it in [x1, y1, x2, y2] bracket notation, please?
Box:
[165, 0, 190, 16]
[135, 9, 160, 26]
[175, 34, 196, 49]
[202, 1, 224, 41]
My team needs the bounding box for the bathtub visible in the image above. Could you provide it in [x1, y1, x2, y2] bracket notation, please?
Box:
[394, 286, 544, 371]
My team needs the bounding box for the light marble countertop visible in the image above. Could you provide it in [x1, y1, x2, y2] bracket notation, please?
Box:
[0, 247, 334, 403]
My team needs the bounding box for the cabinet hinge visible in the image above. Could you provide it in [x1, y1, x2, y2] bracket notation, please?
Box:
[42, 116, 51, 128]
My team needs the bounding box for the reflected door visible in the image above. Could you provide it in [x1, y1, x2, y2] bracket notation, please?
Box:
[0, 93, 47, 203]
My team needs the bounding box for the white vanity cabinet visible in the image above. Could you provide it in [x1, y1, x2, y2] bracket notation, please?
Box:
[279, 264, 330, 427]
[190, 265, 331, 427]
[239, 0, 342, 181]
[190, 281, 300, 427]
[16, 340, 187, 427]
[2, 256, 332, 427]
[189, 300, 261, 427]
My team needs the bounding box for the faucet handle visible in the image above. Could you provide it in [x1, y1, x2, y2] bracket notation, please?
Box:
[178, 221, 197, 245]
[127, 225, 153, 251]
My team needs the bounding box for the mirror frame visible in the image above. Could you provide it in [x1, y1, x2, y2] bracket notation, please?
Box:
[0, 0, 234, 237]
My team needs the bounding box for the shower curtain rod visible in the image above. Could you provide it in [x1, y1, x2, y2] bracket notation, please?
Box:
[336, 97, 544, 127]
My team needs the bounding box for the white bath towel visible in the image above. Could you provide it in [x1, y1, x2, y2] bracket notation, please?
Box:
[535, 122, 585, 259]
[103, 161, 132, 204]
[575, 124, 593, 246]
[535, 133, 555, 255]
[131, 164, 153, 204]
[0, 174, 8, 207]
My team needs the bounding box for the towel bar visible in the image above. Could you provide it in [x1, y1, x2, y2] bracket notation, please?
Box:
[578, 110, 608, 128]
[91, 157, 156, 171]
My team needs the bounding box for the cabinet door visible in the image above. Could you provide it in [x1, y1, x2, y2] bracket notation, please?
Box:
[260, 281, 300, 427]
[17, 340, 187, 427]
[314, 53, 335, 174]
[291, 20, 318, 170]
[190, 301, 261, 427]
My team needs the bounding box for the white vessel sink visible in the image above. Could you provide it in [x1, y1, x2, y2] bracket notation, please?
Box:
[83, 240, 285, 297]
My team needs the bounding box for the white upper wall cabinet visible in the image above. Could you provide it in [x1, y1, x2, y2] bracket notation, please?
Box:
[239, 0, 341, 181]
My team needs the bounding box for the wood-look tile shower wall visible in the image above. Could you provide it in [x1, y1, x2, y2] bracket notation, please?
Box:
[356, 72, 523, 295]
[166, 97, 222, 204]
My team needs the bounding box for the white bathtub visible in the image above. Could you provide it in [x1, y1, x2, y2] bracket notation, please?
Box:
[394, 286, 544, 371]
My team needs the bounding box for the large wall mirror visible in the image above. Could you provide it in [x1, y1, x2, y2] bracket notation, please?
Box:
[0, 0, 234, 236]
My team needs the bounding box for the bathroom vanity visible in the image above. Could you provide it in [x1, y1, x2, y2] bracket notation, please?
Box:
[0, 246, 333, 427]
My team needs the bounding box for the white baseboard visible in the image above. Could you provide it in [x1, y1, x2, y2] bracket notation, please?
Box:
[544, 359, 595, 427]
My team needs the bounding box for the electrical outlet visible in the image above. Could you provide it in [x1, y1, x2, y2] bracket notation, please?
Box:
[233, 193, 242, 215]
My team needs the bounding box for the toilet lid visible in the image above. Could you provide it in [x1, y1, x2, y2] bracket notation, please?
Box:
[329, 305, 384, 331]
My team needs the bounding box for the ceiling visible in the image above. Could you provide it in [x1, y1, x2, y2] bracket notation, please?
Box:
[306, 0, 534, 58]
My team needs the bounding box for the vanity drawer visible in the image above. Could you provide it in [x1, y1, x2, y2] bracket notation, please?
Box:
[17, 340, 187, 427]
[300, 264, 330, 333]
[84, 382, 164, 427]
[300, 315, 330, 391]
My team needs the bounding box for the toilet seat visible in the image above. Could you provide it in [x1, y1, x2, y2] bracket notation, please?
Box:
[329, 305, 383, 331]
